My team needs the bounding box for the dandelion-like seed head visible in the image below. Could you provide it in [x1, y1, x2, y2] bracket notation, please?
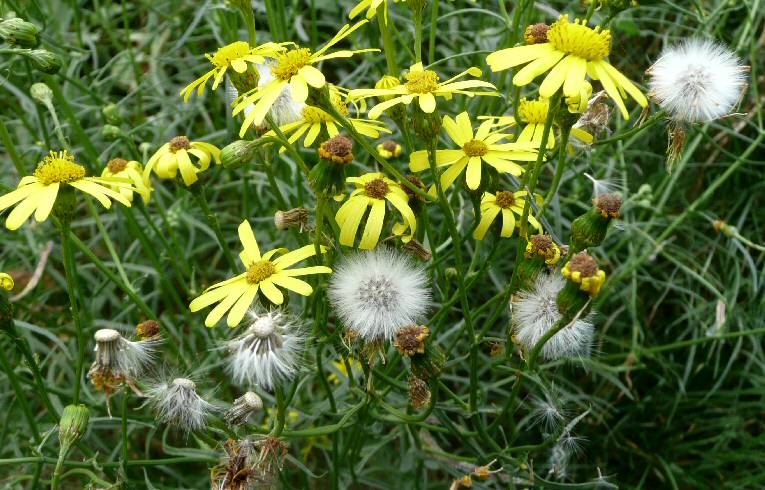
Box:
[146, 375, 215, 432]
[547, 15, 611, 60]
[169, 136, 191, 152]
[329, 248, 431, 342]
[210, 41, 251, 68]
[647, 38, 747, 122]
[272, 48, 311, 81]
[88, 328, 156, 399]
[107, 158, 128, 173]
[246, 260, 276, 284]
[364, 178, 390, 199]
[405, 69, 439, 93]
[462, 139, 489, 157]
[512, 273, 594, 361]
[34, 150, 86, 185]
[226, 310, 305, 390]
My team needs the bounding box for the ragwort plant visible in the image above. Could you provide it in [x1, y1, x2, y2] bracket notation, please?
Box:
[0, 0, 763, 488]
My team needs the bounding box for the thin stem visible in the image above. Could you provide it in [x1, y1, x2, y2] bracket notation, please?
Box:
[237, 2, 258, 45]
[428, 0, 440, 63]
[192, 187, 237, 272]
[378, 11, 400, 76]
[59, 223, 86, 405]
[0, 118, 26, 175]
[86, 199, 134, 293]
[414, 11, 423, 63]
[120, 387, 129, 483]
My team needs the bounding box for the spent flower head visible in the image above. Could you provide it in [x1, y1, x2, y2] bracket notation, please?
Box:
[146, 376, 216, 432]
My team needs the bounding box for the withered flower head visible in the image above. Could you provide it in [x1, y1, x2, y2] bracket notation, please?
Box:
[394, 325, 430, 357]
[593, 193, 622, 219]
[318, 134, 354, 164]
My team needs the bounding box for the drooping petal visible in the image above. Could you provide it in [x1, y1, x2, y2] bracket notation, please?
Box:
[465, 156, 482, 190]
[5, 193, 41, 230]
[33, 182, 59, 222]
[500, 209, 516, 237]
[359, 199, 386, 249]
[473, 205, 501, 240]
[226, 286, 259, 327]
[513, 50, 566, 86]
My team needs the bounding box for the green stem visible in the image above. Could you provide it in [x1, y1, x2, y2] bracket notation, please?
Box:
[192, 187, 237, 272]
[414, 11, 423, 63]
[378, 11, 400, 76]
[237, 2, 258, 45]
[594, 112, 663, 146]
[0, 118, 26, 175]
[271, 384, 287, 437]
[540, 124, 572, 216]
[120, 387, 129, 483]
[51, 445, 70, 490]
[86, 199, 133, 293]
[59, 223, 86, 405]
[428, 0, 440, 63]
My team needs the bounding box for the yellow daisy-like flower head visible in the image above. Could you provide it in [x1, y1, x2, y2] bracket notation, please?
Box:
[0, 150, 135, 230]
[232, 21, 378, 135]
[480, 96, 594, 149]
[377, 140, 403, 159]
[179, 41, 291, 102]
[101, 158, 152, 204]
[143, 136, 221, 187]
[265, 87, 390, 152]
[335, 173, 417, 249]
[189, 220, 332, 327]
[473, 190, 543, 240]
[0, 272, 14, 291]
[409, 112, 538, 192]
[561, 252, 606, 296]
[349, 63, 496, 119]
[486, 15, 648, 119]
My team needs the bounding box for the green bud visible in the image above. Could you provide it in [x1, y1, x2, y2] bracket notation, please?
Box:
[29, 82, 53, 106]
[0, 18, 39, 48]
[52, 186, 77, 226]
[102, 104, 123, 125]
[410, 341, 445, 382]
[309, 134, 354, 196]
[228, 64, 260, 94]
[101, 124, 123, 141]
[220, 140, 257, 170]
[405, 0, 429, 16]
[58, 404, 90, 448]
[412, 108, 442, 141]
[27, 49, 63, 74]
[444, 267, 458, 279]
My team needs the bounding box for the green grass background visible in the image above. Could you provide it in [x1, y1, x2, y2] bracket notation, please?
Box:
[0, 0, 763, 488]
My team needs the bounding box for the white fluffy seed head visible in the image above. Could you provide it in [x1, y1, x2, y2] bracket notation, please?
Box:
[90, 328, 157, 380]
[328, 248, 431, 342]
[647, 38, 747, 123]
[146, 376, 215, 432]
[226, 309, 305, 391]
[511, 274, 594, 361]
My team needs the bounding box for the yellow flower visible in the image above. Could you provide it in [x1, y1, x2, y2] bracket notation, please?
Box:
[562, 258, 606, 296]
[143, 136, 221, 187]
[101, 158, 152, 204]
[486, 15, 648, 119]
[376, 140, 402, 159]
[0, 150, 135, 230]
[349, 62, 496, 118]
[482, 98, 594, 148]
[473, 190, 543, 240]
[189, 220, 332, 327]
[0, 272, 14, 291]
[336, 173, 416, 249]
[349, 0, 399, 23]
[179, 41, 292, 102]
[409, 112, 538, 192]
[264, 88, 390, 152]
[524, 234, 561, 265]
[232, 21, 378, 134]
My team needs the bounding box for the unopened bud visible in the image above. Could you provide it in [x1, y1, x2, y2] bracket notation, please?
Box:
[0, 18, 39, 48]
[58, 404, 90, 448]
[274, 207, 309, 231]
[220, 140, 257, 170]
[376, 140, 403, 159]
[27, 49, 63, 74]
[102, 104, 123, 125]
[101, 124, 123, 141]
[570, 194, 621, 253]
[0, 272, 14, 291]
[225, 391, 263, 426]
[30, 82, 53, 105]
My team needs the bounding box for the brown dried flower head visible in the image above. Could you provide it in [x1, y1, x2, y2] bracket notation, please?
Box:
[593, 193, 622, 219]
[318, 134, 354, 164]
[394, 325, 430, 357]
[408, 376, 431, 409]
[524, 23, 550, 44]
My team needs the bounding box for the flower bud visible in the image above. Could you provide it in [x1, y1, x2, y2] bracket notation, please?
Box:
[101, 124, 123, 141]
[405, 0, 429, 16]
[102, 104, 123, 125]
[0, 18, 39, 48]
[513, 234, 561, 290]
[225, 391, 263, 426]
[58, 404, 90, 448]
[374, 75, 401, 102]
[309, 134, 354, 195]
[274, 207, 309, 231]
[30, 82, 53, 106]
[410, 340, 445, 382]
[27, 49, 63, 74]
[0, 272, 14, 291]
[220, 140, 257, 170]
[570, 193, 622, 253]
[376, 139, 402, 159]
[412, 108, 442, 141]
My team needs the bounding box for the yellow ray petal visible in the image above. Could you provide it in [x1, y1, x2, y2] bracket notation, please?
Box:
[473, 205, 501, 240]
[260, 279, 284, 304]
[359, 199, 386, 249]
